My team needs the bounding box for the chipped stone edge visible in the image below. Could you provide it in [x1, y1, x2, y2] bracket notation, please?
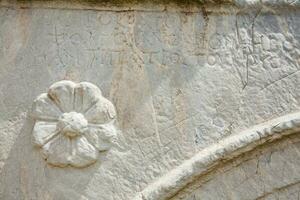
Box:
[134, 112, 300, 200]
[233, 0, 300, 7]
[0, 0, 300, 12]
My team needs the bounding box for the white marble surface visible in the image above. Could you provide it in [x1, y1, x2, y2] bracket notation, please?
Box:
[0, 2, 300, 200]
[31, 80, 117, 168]
[171, 135, 300, 200]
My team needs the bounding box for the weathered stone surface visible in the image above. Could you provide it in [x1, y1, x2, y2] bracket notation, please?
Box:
[0, 1, 300, 200]
[134, 112, 300, 200]
[170, 135, 300, 200]
[31, 80, 117, 168]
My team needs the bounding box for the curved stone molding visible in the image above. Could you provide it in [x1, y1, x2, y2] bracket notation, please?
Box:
[31, 80, 117, 168]
[134, 112, 300, 200]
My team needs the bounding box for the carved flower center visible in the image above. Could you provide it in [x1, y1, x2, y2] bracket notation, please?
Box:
[57, 112, 88, 138]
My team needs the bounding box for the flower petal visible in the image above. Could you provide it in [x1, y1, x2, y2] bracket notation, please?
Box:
[48, 80, 76, 112]
[84, 123, 116, 151]
[74, 82, 102, 113]
[84, 97, 116, 124]
[32, 121, 59, 147]
[31, 93, 61, 121]
[42, 135, 71, 167]
[69, 137, 98, 168]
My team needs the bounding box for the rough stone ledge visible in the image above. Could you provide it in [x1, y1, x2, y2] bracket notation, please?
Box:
[0, 0, 300, 11]
[133, 112, 300, 200]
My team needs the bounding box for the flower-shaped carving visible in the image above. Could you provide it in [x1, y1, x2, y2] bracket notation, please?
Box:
[31, 80, 117, 168]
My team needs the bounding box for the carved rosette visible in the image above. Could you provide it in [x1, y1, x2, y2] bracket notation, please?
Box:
[31, 80, 117, 168]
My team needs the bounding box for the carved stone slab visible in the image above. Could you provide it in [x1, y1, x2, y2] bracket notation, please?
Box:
[134, 112, 300, 200]
[1, 2, 300, 200]
[31, 80, 117, 168]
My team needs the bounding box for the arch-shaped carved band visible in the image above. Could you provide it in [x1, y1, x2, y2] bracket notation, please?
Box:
[134, 112, 300, 200]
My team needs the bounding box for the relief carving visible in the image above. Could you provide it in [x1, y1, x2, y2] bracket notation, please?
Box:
[134, 112, 300, 200]
[31, 80, 117, 168]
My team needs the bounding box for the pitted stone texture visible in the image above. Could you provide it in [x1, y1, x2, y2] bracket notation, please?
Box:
[134, 112, 300, 200]
[0, 4, 300, 200]
[57, 112, 88, 138]
[171, 135, 300, 200]
[32, 80, 117, 168]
